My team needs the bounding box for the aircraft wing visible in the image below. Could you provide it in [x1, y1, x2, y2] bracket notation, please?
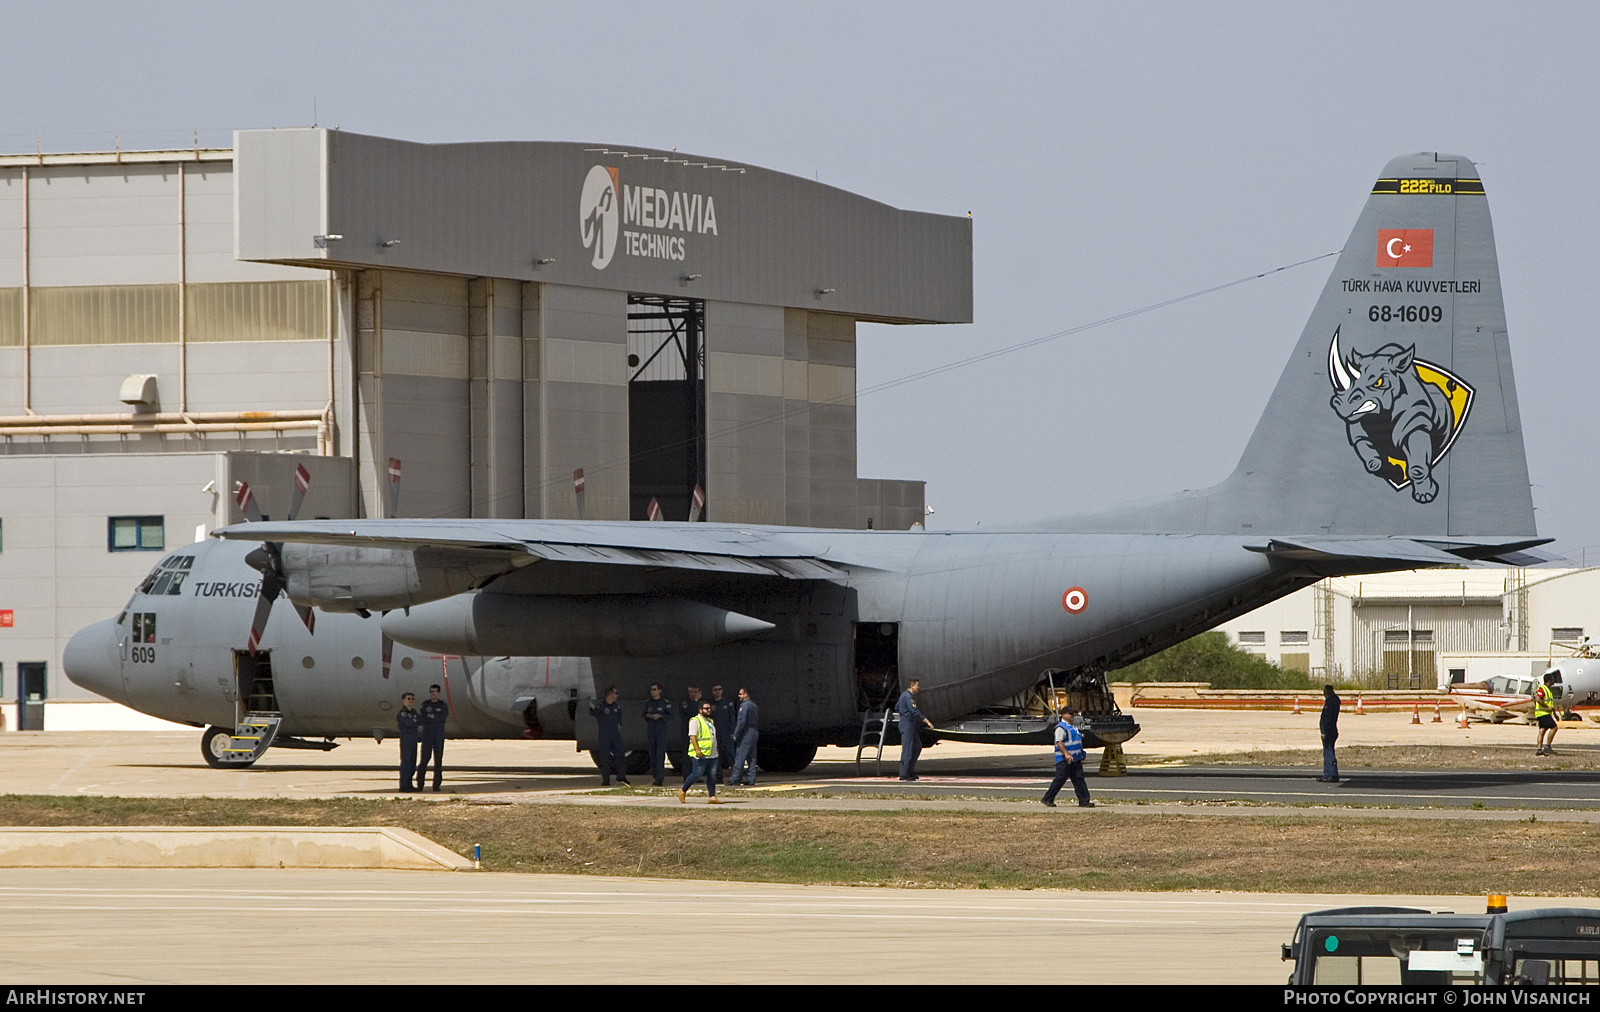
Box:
[212, 518, 851, 581]
[1452, 689, 1534, 723]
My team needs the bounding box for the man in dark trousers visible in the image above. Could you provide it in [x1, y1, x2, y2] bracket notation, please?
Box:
[416, 683, 449, 792]
[730, 687, 759, 786]
[673, 685, 703, 777]
[396, 692, 421, 793]
[1041, 705, 1094, 807]
[1319, 684, 1341, 783]
[710, 684, 737, 784]
[642, 683, 674, 786]
[589, 686, 630, 786]
[896, 678, 934, 781]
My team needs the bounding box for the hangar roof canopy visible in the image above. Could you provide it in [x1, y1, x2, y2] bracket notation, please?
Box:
[235, 129, 972, 325]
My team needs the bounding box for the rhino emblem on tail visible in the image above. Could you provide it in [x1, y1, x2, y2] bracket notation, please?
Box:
[1327, 327, 1474, 504]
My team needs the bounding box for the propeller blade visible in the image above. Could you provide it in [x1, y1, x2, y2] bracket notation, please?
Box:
[689, 484, 705, 523]
[246, 589, 275, 655]
[287, 463, 311, 522]
[381, 631, 394, 680]
[295, 604, 316, 634]
[647, 497, 663, 521]
[234, 481, 263, 524]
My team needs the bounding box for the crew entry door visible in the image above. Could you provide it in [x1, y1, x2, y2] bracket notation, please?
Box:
[853, 622, 900, 712]
[233, 650, 278, 723]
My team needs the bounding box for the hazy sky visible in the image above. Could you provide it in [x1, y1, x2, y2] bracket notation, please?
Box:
[5, 3, 1596, 556]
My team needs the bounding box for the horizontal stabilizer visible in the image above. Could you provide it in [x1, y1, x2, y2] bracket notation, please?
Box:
[1483, 548, 1563, 567]
[1250, 535, 1553, 567]
[1250, 538, 1466, 566]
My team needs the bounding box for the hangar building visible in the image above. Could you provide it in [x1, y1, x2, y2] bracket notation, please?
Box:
[1216, 567, 1600, 689]
[0, 129, 972, 729]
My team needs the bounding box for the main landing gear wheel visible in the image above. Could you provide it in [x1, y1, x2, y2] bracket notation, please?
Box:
[201, 725, 255, 769]
[759, 743, 817, 773]
[586, 750, 654, 777]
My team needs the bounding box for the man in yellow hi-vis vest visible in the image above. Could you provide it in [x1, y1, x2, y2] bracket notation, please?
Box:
[1535, 673, 1561, 756]
[679, 700, 723, 804]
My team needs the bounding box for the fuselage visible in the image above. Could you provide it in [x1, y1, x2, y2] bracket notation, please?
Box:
[65, 525, 1314, 750]
[63, 539, 591, 741]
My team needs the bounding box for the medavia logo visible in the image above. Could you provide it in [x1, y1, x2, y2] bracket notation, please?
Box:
[580, 165, 620, 270]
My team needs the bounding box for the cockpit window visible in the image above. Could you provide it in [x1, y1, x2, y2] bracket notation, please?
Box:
[137, 555, 194, 596]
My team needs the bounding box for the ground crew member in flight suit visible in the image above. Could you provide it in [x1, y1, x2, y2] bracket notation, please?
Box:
[679, 700, 723, 804]
[730, 687, 759, 786]
[589, 686, 630, 786]
[1535, 673, 1560, 756]
[416, 683, 449, 792]
[710, 684, 737, 784]
[673, 686, 703, 777]
[896, 678, 934, 781]
[396, 692, 421, 793]
[643, 683, 674, 786]
[1041, 705, 1094, 808]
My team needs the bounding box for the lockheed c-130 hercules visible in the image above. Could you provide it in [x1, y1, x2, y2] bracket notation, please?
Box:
[64, 152, 1550, 773]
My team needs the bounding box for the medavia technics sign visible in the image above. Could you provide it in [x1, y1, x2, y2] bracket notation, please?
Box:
[236, 129, 971, 324]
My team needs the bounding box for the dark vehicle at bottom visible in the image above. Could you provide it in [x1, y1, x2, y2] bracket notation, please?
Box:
[1283, 900, 1600, 985]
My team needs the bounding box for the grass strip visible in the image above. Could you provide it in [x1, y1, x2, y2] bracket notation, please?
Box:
[1, 793, 1594, 894]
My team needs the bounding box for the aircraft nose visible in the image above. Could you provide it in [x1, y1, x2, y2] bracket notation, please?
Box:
[63, 617, 122, 700]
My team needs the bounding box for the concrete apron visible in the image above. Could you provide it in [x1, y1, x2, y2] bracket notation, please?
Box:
[0, 826, 472, 870]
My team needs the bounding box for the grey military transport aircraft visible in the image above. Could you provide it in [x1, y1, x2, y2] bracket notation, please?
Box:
[65, 152, 1549, 773]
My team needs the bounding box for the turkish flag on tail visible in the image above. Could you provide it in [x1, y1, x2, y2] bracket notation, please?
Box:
[1377, 229, 1433, 268]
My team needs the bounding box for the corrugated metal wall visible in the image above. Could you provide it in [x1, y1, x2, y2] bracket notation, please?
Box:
[1350, 603, 1504, 681]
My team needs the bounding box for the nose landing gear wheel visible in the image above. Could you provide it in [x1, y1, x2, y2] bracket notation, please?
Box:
[201, 725, 256, 769]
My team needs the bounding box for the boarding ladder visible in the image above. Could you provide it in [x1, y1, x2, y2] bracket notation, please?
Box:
[217, 712, 282, 764]
[855, 705, 895, 776]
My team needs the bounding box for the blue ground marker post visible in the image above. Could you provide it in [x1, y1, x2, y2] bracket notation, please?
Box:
[474, 843, 481, 870]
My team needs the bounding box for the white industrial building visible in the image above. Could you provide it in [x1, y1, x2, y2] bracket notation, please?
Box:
[0, 129, 972, 730]
[1215, 567, 1600, 688]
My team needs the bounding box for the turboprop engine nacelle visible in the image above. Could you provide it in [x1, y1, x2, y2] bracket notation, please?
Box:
[283, 544, 516, 613]
[379, 592, 774, 656]
[381, 594, 777, 657]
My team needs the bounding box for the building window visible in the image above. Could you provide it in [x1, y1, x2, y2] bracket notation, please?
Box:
[1553, 627, 1585, 642]
[108, 516, 164, 552]
[1281, 630, 1310, 646]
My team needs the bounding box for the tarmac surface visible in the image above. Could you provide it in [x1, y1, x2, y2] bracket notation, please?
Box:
[3, 868, 1583, 985]
[2, 705, 1594, 812]
[5, 708, 1599, 984]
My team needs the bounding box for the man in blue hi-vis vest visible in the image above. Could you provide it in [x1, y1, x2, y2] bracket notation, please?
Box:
[1041, 705, 1094, 808]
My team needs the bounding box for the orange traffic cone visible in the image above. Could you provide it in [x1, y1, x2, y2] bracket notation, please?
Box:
[1411, 703, 1421, 725]
[1432, 702, 1442, 723]
[1356, 694, 1365, 716]
[1458, 707, 1470, 728]
[1292, 696, 1301, 714]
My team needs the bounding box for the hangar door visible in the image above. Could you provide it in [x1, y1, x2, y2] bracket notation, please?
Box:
[627, 296, 706, 522]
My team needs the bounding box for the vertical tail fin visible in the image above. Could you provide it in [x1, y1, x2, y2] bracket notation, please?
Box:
[1206, 152, 1533, 537]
